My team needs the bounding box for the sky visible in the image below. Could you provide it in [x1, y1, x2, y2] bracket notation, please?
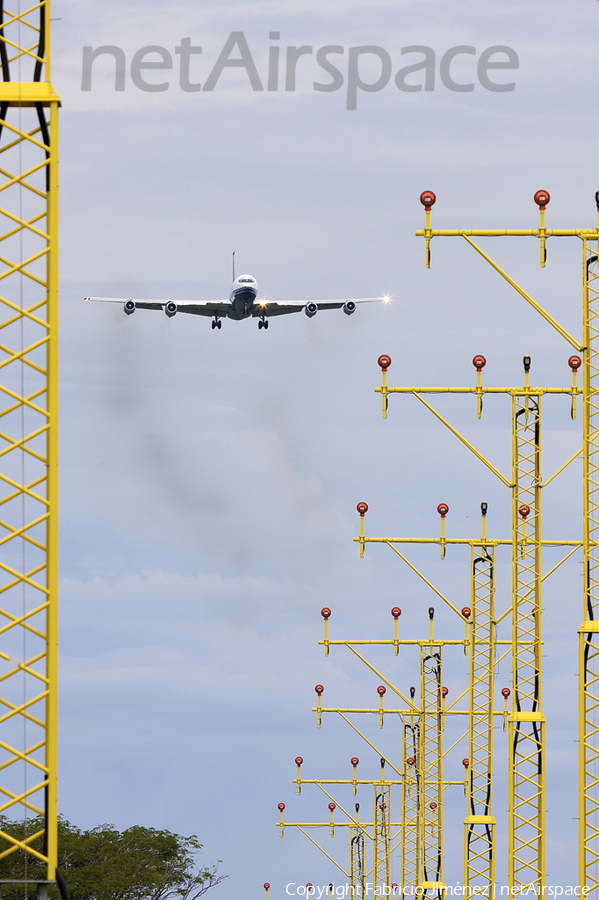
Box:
[48, 0, 599, 894]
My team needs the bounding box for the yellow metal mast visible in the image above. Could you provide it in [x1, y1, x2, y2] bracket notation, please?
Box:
[581, 227, 599, 895]
[419, 609, 444, 898]
[464, 523, 496, 891]
[510, 377, 544, 889]
[0, 0, 60, 890]
[402, 688, 420, 898]
[373, 759, 391, 894]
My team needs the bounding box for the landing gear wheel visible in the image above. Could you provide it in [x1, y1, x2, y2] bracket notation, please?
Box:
[258, 316, 268, 330]
[212, 318, 222, 330]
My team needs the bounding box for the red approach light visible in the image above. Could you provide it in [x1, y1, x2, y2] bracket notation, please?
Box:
[315, 684, 324, 696]
[437, 503, 449, 518]
[462, 607, 471, 619]
[278, 803, 285, 811]
[377, 685, 386, 696]
[441, 687, 449, 698]
[407, 757, 415, 766]
[501, 688, 511, 699]
[321, 608, 331, 619]
[378, 354, 391, 371]
[534, 189, 550, 210]
[328, 802, 336, 811]
[357, 502, 368, 516]
[462, 758, 469, 768]
[472, 355, 487, 372]
[430, 802, 438, 810]
[295, 757, 303, 767]
[379, 803, 387, 810]
[391, 607, 402, 619]
[519, 505, 531, 519]
[569, 355, 582, 371]
[264, 885, 270, 891]
[420, 190, 436, 211]
[351, 757, 360, 767]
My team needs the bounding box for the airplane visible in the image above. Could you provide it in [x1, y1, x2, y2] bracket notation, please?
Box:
[85, 268, 390, 330]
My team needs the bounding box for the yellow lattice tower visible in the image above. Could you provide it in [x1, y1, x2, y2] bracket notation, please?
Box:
[510, 380, 544, 887]
[402, 691, 420, 898]
[0, 0, 59, 893]
[464, 531, 496, 889]
[373, 760, 391, 893]
[419, 610, 444, 897]
[581, 238, 599, 893]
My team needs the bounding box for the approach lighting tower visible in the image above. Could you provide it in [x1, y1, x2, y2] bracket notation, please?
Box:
[415, 188, 598, 894]
[361, 355, 583, 890]
[277, 752, 402, 899]
[271, 191, 596, 899]
[277, 601, 509, 898]
[0, 1, 60, 896]
[358, 189, 595, 893]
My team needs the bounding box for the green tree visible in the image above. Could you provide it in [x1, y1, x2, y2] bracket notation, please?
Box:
[0, 817, 228, 900]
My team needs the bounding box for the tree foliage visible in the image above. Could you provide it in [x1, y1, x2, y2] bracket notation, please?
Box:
[0, 817, 227, 900]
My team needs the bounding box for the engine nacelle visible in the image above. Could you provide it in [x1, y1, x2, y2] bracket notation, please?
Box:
[305, 302, 318, 318]
[343, 301, 356, 316]
[124, 299, 136, 315]
[164, 301, 177, 318]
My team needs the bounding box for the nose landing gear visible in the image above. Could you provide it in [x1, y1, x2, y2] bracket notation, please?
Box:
[211, 317, 222, 330]
[258, 317, 269, 330]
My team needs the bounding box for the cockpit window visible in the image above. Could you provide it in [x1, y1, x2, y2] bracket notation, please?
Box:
[238, 277, 255, 283]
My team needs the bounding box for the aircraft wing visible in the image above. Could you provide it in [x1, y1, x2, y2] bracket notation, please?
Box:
[251, 297, 387, 317]
[175, 301, 231, 316]
[84, 297, 231, 316]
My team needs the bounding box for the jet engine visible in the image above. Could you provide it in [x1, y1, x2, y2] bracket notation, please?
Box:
[164, 301, 177, 318]
[343, 301, 356, 316]
[124, 300, 136, 315]
[305, 302, 318, 318]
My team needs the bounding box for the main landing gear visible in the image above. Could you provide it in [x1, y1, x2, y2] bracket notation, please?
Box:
[211, 317, 222, 330]
[258, 317, 269, 330]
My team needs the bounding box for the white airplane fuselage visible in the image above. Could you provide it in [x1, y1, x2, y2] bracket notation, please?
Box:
[228, 274, 259, 320]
